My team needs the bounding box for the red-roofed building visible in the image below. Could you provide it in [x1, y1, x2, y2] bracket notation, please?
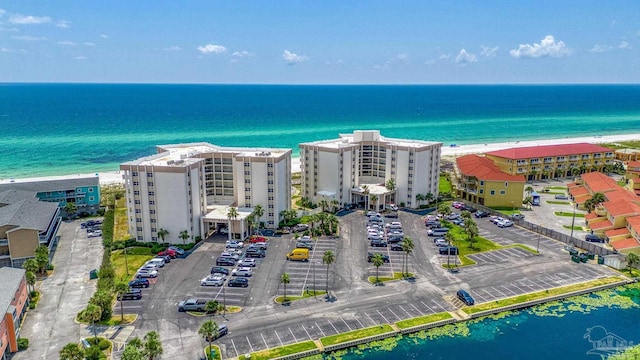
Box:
[605, 228, 631, 242]
[611, 237, 640, 251]
[485, 143, 614, 181]
[625, 160, 640, 194]
[454, 154, 526, 208]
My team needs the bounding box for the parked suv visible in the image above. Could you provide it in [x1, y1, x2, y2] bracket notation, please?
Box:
[585, 234, 605, 243]
[128, 278, 150, 288]
[367, 252, 390, 263]
[118, 289, 142, 300]
[210, 266, 230, 275]
[370, 239, 388, 247]
[216, 257, 236, 266]
[439, 246, 458, 255]
[457, 289, 475, 306]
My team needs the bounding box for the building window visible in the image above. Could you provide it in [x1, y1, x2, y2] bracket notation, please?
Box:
[137, 227, 143, 231]
[150, 210, 156, 214]
[134, 191, 140, 196]
[147, 172, 153, 177]
[150, 219, 156, 223]
[268, 172, 273, 176]
[133, 181, 139, 186]
[149, 200, 155, 205]
[267, 163, 273, 168]
[500, 190, 506, 195]
[479, 189, 484, 194]
[245, 179, 251, 184]
[136, 217, 142, 222]
[88, 188, 94, 192]
[89, 196, 94, 201]
[269, 204, 274, 209]
[147, 182, 153, 187]
[269, 212, 274, 217]
[268, 189, 274, 193]
[490, 190, 495, 195]
[244, 162, 250, 166]
[135, 209, 141, 213]
[135, 200, 141, 205]
[137, 236, 143, 241]
[132, 171, 138, 176]
[479, 181, 484, 186]
[148, 191, 154, 196]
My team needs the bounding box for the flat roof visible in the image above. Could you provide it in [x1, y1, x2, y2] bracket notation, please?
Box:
[300, 130, 441, 150]
[121, 151, 203, 167]
[0, 267, 25, 316]
[0, 174, 99, 192]
[157, 142, 291, 159]
[202, 205, 254, 222]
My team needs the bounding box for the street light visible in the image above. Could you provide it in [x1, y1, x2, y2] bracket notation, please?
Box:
[570, 201, 577, 241]
[124, 246, 129, 276]
[537, 225, 541, 255]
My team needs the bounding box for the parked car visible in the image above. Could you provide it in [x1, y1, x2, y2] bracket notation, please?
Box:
[146, 258, 165, 268]
[370, 239, 388, 247]
[118, 289, 142, 300]
[201, 274, 226, 286]
[210, 266, 230, 275]
[220, 252, 241, 261]
[168, 246, 185, 255]
[129, 278, 150, 288]
[228, 278, 249, 287]
[246, 249, 266, 258]
[225, 242, 244, 250]
[136, 269, 158, 278]
[216, 257, 236, 266]
[178, 298, 207, 312]
[511, 214, 525, 220]
[387, 236, 403, 244]
[231, 267, 253, 277]
[158, 249, 177, 258]
[427, 228, 449, 236]
[555, 194, 569, 200]
[457, 289, 475, 306]
[249, 236, 267, 243]
[387, 204, 399, 211]
[435, 239, 449, 247]
[87, 230, 102, 238]
[204, 324, 229, 341]
[139, 263, 160, 272]
[292, 224, 309, 233]
[239, 258, 257, 267]
[367, 252, 390, 263]
[155, 255, 171, 263]
[585, 234, 605, 243]
[247, 243, 267, 250]
[490, 216, 505, 224]
[438, 246, 458, 255]
[296, 242, 313, 250]
[474, 211, 489, 218]
[226, 240, 244, 248]
[220, 227, 229, 235]
[390, 243, 403, 251]
[497, 219, 514, 228]
[462, 205, 476, 213]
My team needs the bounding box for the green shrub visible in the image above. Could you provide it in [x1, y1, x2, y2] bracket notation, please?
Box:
[46, 263, 55, 271]
[17, 338, 29, 351]
[98, 339, 110, 350]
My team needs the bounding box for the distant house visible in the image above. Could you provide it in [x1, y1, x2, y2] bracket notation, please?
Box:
[0, 175, 101, 217]
[0, 190, 61, 268]
[453, 154, 525, 208]
[0, 267, 28, 359]
[485, 143, 614, 181]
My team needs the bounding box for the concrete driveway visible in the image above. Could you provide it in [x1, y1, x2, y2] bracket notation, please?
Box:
[15, 219, 103, 360]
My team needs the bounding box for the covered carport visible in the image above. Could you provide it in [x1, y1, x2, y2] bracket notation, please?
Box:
[202, 205, 254, 240]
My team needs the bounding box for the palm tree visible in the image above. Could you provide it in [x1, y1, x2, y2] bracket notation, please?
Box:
[114, 281, 130, 321]
[571, 167, 581, 179]
[322, 250, 335, 296]
[227, 207, 239, 236]
[34, 245, 49, 274]
[83, 304, 102, 340]
[525, 185, 534, 197]
[385, 178, 396, 191]
[464, 219, 479, 249]
[425, 192, 434, 205]
[524, 196, 534, 210]
[179, 230, 189, 244]
[64, 202, 78, 218]
[326, 214, 339, 235]
[143, 331, 163, 360]
[253, 204, 264, 229]
[22, 258, 39, 275]
[157, 228, 169, 244]
[370, 194, 379, 211]
[59, 342, 85, 360]
[26, 271, 36, 293]
[362, 185, 370, 210]
[319, 199, 329, 213]
[371, 253, 384, 283]
[401, 237, 414, 277]
[331, 200, 340, 213]
[281, 272, 290, 302]
[590, 192, 607, 208]
[627, 253, 640, 273]
[205, 300, 219, 314]
[317, 212, 329, 235]
[198, 319, 218, 359]
[416, 193, 425, 207]
[122, 337, 144, 360]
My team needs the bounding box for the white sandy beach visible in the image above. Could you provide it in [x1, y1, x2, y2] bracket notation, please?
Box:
[3, 133, 639, 186]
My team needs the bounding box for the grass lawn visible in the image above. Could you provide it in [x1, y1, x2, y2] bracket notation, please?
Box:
[367, 272, 414, 284]
[545, 186, 568, 190]
[320, 324, 395, 346]
[621, 248, 640, 256]
[395, 312, 453, 329]
[602, 140, 640, 149]
[97, 314, 137, 326]
[204, 345, 222, 360]
[275, 290, 327, 304]
[464, 276, 624, 315]
[113, 198, 130, 241]
[563, 225, 584, 230]
[547, 200, 570, 205]
[111, 247, 155, 281]
[439, 174, 452, 195]
[612, 266, 640, 278]
[245, 340, 317, 360]
[555, 211, 585, 217]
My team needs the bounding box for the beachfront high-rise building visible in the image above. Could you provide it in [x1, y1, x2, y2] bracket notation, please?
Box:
[485, 143, 615, 181]
[120, 143, 291, 243]
[299, 130, 441, 209]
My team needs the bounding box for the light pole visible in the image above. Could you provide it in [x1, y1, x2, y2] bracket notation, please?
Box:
[312, 261, 316, 296]
[570, 201, 577, 242]
[124, 246, 129, 276]
[537, 225, 541, 255]
[222, 283, 226, 316]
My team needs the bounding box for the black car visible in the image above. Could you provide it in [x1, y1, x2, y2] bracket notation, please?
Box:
[425, 220, 442, 228]
[245, 249, 266, 258]
[228, 278, 249, 287]
[462, 205, 476, 213]
[474, 211, 489, 218]
[216, 257, 236, 266]
[585, 234, 605, 243]
[129, 278, 150, 288]
[210, 266, 230, 275]
[439, 246, 458, 255]
[390, 243, 403, 251]
[387, 236, 403, 244]
[457, 289, 475, 306]
[118, 289, 142, 300]
[367, 252, 390, 263]
[370, 239, 388, 247]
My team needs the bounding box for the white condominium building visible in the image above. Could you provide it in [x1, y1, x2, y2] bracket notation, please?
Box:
[120, 143, 291, 243]
[300, 130, 441, 210]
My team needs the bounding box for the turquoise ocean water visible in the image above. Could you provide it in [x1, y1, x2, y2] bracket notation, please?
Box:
[1, 84, 640, 178]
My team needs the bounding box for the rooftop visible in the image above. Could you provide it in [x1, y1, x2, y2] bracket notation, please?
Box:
[486, 143, 611, 160]
[0, 175, 99, 193]
[300, 130, 442, 150]
[590, 220, 613, 230]
[0, 196, 59, 231]
[581, 172, 619, 193]
[456, 154, 526, 182]
[611, 237, 640, 250]
[0, 267, 25, 316]
[605, 228, 631, 238]
[158, 142, 291, 160]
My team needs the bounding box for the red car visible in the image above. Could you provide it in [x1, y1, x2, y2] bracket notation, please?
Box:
[249, 236, 267, 243]
[158, 249, 177, 258]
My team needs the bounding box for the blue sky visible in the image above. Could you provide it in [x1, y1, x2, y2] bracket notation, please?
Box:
[1, 1, 639, 84]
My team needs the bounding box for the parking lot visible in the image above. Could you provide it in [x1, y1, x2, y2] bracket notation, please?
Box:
[277, 236, 338, 296]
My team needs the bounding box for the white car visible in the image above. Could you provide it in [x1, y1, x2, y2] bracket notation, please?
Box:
[139, 263, 159, 272]
[239, 258, 257, 267]
[225, 242, 244, 249]
[220, 227, 229, 235]
[226, 240, 244, 247]
[497, 219, 514, 228]
[136, 269, 158, 278]
[387, 204, 399, 211]
[201, 274, 226, 286]
[232, 267, 253, 277]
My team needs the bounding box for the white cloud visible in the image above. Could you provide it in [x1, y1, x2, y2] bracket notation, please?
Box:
[455, 49, 477, 65]
[509, 35, 569, 58]
[590, 44, 611, 53]
[282, 50, 308, 65]
[9, 14, 52, 25]
[75, 56, 86, 60]
[395, 53, 409, 63]
[163, 46, 182, 51]
[232, 50, 255, 57]
[100, 34, 108, 39]
[84, 42, 95, 47]
[480, 45, 499, 57]
[197, 44, 227, 54]
[618, 41, 631, 49]
[0, 26, 18, 32]
[11, 35, 46, 41]
[425, 54, 450, 65]
[0, 9, 6, 17]
[56, 20, 71, 28]
[57, 40, 76, 46]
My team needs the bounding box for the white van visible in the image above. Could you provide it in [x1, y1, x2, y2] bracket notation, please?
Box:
[146, 258, 165, 268]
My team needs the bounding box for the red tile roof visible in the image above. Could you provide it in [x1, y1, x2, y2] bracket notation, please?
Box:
[626, 216, 640, 233]
[611, 237, 640, 250]
[602, 199, 640, 217]
[590, 220, 613, 230]
[585, 212, 602, 221]
[627, 161, 640, 170]
[569, 187, 590, 197]
[581, 172, 619, 193]
[486, 143, 611, 160]
[605, 228, 631, 238]
[456, 154, 526, 182]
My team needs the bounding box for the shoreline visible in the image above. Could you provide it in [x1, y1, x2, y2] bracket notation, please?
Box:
[2, 133, 638, 186]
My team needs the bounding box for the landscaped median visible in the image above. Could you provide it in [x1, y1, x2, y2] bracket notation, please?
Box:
[463, 276, 627, 316]
[367, 272, 414, 284]
[395, 312, 453, 330]
[238, 340, 318, 360]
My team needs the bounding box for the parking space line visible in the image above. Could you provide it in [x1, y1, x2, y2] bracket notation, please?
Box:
[315, 322, 326, 337]
[420, 300, 434, 313]
[501, 285, 518, 295]
[273, 330, 283, 347]
[398, 305, 412, 317]
[376, 309, 390, 323]
[365, 312, 378, 325]
[491, 286, 506, 297]
[288, 327, 298, 342]
[410, 303, 424, 315]
[246, 336, 254, 353]
[231, 339, 239, 358]
[329, 320, 339, 334]
[341, 317, 352, 331]
[302, 325, 312, 340]
[387, 307, 400, 320]
[354, 315, 365, 328]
